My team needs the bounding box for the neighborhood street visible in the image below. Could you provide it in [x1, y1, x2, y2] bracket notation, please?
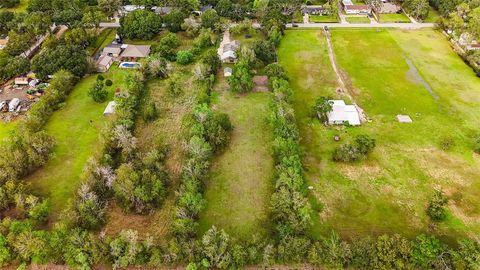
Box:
[286, 22, 435, 29]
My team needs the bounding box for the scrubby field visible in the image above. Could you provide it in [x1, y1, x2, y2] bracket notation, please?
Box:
[25, 66, 131, 218]
[279, 29, 480, 241]
[198, 78, 274, 240]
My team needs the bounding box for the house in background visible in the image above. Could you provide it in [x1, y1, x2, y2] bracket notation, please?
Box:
[221, 40, 240, 63]
[327, 100, 361, 126]
[342, 0, 371, 15]
[120, 44, 151, 61]
[96, 55, 114, 72]
[14, 77, 29, 86]
[301, 5, 327, 15]
[101, 44, 122, 58]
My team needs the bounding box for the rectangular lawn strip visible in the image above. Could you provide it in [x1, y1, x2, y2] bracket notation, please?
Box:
[103, 66, 196, 240]
[25, 66, 131, 218]
[378, 12, 411, 23]
[198, 86, 275, 240]
[345, 16, 371, 24]
[279, 29, 480, 241]
[310, 15, 340, 23]
[424, 7, 441, 23]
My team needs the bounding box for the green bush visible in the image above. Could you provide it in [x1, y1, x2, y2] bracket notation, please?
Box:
[88, 80, 108, 103]
[105, 79, 113, 86]
[427, 190, 448, 222]
[143, 101, 158, 122]
[333, 135, 376, 162]
[176, 50, 194, 65]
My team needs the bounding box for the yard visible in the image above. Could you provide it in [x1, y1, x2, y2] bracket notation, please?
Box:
[198, 79, 274, 240]
[25, 66, 131, 219]
[310, 14, 340, 23]
[424, 6, 441, 23]
[278, 29, 480, 242]
[0, 122, 16, 141]
[378, 12, 411, 23]
[345, 16, 371, 24]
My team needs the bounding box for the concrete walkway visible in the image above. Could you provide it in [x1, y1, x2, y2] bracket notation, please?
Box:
[287, 22, 434, 29]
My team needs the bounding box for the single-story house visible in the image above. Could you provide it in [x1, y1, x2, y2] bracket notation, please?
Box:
[224, 40, 240, 52]
[103, 101, 116, 116]
[224, 67, 233, 77]
[97, 55, 114, 72]
[119, 5, 145, 16]
[101, 44, 122, 58]
[467, 43, 480, 51]
[14, 77, 29, 86]
[120, 44, 151, 60]
[327, 100, 361, 126]
[221, 50, 237, 63]
[344, 5, 371, 15]
[301, 5, 327, 15]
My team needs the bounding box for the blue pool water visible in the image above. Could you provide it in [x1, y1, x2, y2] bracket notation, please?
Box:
[119, 62, 141, 69]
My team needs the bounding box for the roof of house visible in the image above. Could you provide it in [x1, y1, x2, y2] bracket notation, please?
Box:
[102, 45, 122, 55]
[327, 100, 361, 126]
[153, 6, 173, 14]
[121, 45, 151, 58]
[342, 0, 354, 5]
[221, 50, 236, 60]
[97, 55, 113, 67]
[345, 5, 371, 10]
[224, 40, 240, 51]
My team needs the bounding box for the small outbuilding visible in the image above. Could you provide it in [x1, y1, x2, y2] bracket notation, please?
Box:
[396, 114, 413, 123]
[97, 55, 114, 72]
[103, 101, 116, 116]
[224, 67, 233, 77]
[102, 45, 122, 58]
[14, 77, 29, 86]
[327, 100, 361, 126]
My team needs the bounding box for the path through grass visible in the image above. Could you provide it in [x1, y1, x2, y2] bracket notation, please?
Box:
[25, 66, 131, 219]
[198, 81, 274, 240]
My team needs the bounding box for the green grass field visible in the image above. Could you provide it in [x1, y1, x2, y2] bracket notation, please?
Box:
[0, 122, 15, 141]
[0, 0, 28, 12]
[25, 66, 131, 219]
[279, 29, 480, 242]
[378, 13, 411, 23]
[310, 15, 340, 23]
[345, 16, 371, 24]
[198, 81, 274, 240]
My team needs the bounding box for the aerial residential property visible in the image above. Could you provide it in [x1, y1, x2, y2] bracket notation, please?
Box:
[0, 0, 479, 269]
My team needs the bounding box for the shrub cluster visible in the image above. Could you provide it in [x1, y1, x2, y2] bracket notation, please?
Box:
[332, 134, 376, 162]
[268, 66, 312, 238]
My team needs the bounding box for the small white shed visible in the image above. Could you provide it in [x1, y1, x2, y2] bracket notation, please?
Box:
[103, 101, 116, 116]
[327, 100, 361, 126]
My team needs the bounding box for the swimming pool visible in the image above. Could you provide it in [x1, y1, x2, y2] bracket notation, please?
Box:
[119, 62, 141, 69]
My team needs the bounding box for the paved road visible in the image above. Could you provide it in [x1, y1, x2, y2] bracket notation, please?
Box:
[286, 22, 435, 29]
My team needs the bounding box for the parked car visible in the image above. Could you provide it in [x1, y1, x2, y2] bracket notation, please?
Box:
[292, 24, 299, 27]
[0, 101, 6, 111]
[8, 98, 20, 112]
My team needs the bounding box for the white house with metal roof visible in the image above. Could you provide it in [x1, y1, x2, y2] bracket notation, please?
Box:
[327, 100, 361, 126]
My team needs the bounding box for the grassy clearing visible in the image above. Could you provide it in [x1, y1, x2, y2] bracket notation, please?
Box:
[198, 78, 274, 240]
[345, 16, 371, 24]
[279, 29, 480, 241]
[0, 122, 15, 141]
[378, 12, 411, 23]
[25, 66, 131, 219]
[0, 0, 28, 12]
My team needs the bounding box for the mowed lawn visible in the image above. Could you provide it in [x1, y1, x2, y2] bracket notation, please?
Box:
[26, 66, 131, 219]
[279, 29, 480, 241]
[199, 87, 274, 240]
[0, 122, 16, 141]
